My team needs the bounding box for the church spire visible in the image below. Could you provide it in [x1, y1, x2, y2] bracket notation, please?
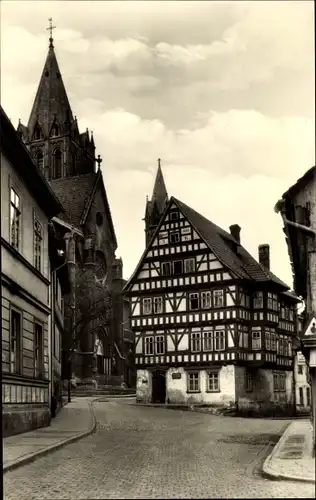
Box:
[151, 158, 168, 213]
[27, 20, 74, 137]
[144, 159, 169, 246]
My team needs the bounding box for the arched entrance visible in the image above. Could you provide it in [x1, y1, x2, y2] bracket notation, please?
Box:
[152, 369, 166, 403]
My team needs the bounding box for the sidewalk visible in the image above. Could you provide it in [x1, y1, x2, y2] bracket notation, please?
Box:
[262, 419, 315, 483]
[3, 397, 96, 473]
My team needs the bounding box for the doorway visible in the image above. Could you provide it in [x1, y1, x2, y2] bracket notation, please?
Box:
[152, 370, 166, 403]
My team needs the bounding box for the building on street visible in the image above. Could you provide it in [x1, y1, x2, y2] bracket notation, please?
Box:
[124, 162, 301, 415]
[1, 105, 65, 436]
[275, 165, 316, 450]
[16, 28, 130, 388]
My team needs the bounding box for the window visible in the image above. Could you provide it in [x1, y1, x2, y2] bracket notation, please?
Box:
[273, 372, 286, 392]
[253, 291, 263, 309]
[265, 329, 271, 350]
[161, 262, 172, 275]
[10, 187, 21, 250]
[299, 387, 304, 406]
[156, 336, 165, 354]
[298, 364, 303, 375]
[187, 372, 200, 392]
[173, 260, 183, 276]
[153, 297, 163, 314]
[170, 232, 180, 244]
[201, 291, 211, 309]
[245, 370, 253, 392]
[143, 298, 152, 315]
[203, 330, 213, 351]
[33, 217, 42, 271]
[170, 211, 178, 221]
[145, 336, 154, 355]
[51, 123, 59, 137]
[252, 330, 261, 350]
[208, 372, 220, 392]
[191, 332, 201, 352]
[214, 331, 225, 351]
[54, 149, 62, 178]
[213, 290, 223, 308]
[34, 123, 42, 140]
[34, 323, 44, 377]
[54, 325, 60, 361]
[184, 258, 195, 273]
[189, 293, 199, 310]
[35, 150, 44, 170]
[271, 330, 276, 351]
[306, 387, 311, 406]
[10, 309, 22, 373]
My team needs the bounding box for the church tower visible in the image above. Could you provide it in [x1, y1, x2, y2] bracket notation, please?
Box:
[17, 19, 96, 180]
[144, 159, 168, 246]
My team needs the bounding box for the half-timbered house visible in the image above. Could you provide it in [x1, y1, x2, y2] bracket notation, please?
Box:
[124, 164, 301, 415]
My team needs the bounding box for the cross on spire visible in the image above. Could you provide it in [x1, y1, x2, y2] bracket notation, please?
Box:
[158, 158, 161, 168]
[46, 17, 56, 48]
[96, 154, 103, 170]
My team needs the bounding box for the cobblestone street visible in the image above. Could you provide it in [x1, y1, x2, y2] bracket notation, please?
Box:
[4, 398, 315, 499]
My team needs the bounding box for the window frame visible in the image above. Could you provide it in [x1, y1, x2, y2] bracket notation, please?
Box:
[33, 214, 43, 272]
[214, 330, 225, 351]
[173, 260, 183, 276]
[273, 372, 286, 392]
[34, 321, 44, 378]
[252, 329, 261, 350]
[169, 231, 180, 244]
[213, 289, 224, 308]
[191, 332, 201, 352]
[187, 372, 200, 393]
[189, 292, 199, 310]
[169, 211, 179, 221]
[201, 291, 211, 309]
[143, 298, 152, 315]
[153, 296, 163, 314]
[203, 330, 213, 351]
[184, 258, 195, 274]
[155, 335, 165, 355]
[10, 186, 21, 251]
[10, 307, 22, 374]
[207, 370, 220, 393]
[144, 336, 154, 355]
[161, 261, 172, 276]
[253, 291, 264, 309]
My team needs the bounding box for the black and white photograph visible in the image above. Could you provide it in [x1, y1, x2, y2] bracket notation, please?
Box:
[1, 0, 315, 498]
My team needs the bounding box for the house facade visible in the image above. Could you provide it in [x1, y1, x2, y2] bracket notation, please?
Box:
[17, 31, 127, 388]
[124, 164, 300, 415]
[1, 106, 64, 436]
[275, 165, 316, 446]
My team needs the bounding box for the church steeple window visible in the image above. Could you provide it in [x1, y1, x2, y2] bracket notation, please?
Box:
[35, 150, 44, 170]
[51, 123, 59, 137]
[33, 123, 43, 140]
[54, 149, 62, 178]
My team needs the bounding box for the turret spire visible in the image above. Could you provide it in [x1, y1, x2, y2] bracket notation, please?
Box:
[151, 158, 168, 212]
[144, 159, 169, 246]
[46, 17, 56, 49]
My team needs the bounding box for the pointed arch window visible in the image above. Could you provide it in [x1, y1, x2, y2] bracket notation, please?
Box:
[54, 149, 62, 178]
[35, 150, 44, 170]
[34, 123, 43, 140]
[51, 123, 59, 137]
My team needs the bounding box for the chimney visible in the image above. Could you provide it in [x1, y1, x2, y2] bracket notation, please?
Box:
[229, 224, 241, 244]
[258, 244, 270, 270]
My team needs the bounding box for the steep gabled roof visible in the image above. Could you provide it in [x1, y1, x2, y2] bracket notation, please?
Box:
[124, 195, 291, 292]
[50, 174, 95, 228]
[152, 160, 168, 212]
[80, 168, 117, 249]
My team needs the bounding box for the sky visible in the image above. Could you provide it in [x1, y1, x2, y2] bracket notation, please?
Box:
[1, 0, 315, 285]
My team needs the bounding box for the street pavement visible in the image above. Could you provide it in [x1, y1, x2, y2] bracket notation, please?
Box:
[4, 398, 315, 499]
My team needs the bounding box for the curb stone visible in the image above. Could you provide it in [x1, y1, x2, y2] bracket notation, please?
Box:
[3, 400, 97, 474]
[262, 422, 316, 484]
